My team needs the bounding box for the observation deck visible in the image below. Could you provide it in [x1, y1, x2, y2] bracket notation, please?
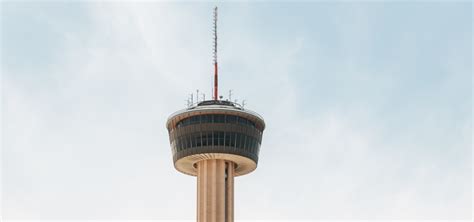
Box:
[166, 100, 265, 176]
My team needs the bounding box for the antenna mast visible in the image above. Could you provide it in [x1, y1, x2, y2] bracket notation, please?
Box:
[213, 6, 218, 100]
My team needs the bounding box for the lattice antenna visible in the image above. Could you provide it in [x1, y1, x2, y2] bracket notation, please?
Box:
[213, 6, 218, 100]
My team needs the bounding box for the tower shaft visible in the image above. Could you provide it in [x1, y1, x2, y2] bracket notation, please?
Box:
[197, 159, 234, 222]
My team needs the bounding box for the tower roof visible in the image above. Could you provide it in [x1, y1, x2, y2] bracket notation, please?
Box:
[166, 100, 265, 132]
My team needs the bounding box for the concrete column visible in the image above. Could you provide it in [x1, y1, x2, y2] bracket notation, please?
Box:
[197, 159, 234, 222]
[225, 161, 234, 222]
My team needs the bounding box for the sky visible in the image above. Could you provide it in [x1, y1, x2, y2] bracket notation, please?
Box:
[1, 1, 472, 221]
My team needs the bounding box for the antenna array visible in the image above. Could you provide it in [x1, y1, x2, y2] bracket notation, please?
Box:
[183, 7, 248, 109]
[213, 6, 218, 100]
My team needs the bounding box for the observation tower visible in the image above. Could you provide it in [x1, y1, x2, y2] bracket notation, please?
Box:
[166, 7, 265, 222]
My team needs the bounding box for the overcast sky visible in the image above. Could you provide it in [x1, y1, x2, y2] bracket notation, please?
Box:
[1, 1, 472, 221]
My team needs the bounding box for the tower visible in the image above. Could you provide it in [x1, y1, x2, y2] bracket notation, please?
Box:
[166, 7, 265, 222]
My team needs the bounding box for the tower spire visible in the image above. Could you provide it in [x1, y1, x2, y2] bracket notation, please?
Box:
[213, 6, 218, 100]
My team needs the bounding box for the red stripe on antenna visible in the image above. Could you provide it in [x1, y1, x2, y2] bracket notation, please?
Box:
[214, 62, 218, 100]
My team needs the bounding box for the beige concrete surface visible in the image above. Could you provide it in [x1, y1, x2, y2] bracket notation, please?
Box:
[197, 159, 235, 222]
